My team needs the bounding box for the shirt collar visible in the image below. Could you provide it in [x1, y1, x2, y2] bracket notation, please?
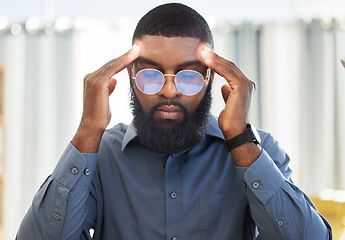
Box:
[121, 114, 225, 151]
[204, 115, 224, 140]
[122, 123, 137, 151]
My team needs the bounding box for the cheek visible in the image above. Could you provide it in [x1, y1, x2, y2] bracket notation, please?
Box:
[133, 87, 156, 113]
[187, 89, 208, 113]
[187, 97, 203, 113]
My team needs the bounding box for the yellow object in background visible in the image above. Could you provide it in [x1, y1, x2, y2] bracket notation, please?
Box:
[311, 189, 345, 240]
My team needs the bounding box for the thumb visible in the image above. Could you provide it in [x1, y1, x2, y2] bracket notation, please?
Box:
[108, 78, 117, 95]
[221, 84, 231, 103]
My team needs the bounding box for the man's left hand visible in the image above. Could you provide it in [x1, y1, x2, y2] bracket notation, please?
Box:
[200, 46, 256, 141]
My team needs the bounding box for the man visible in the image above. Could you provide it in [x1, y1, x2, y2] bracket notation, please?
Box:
[17, 3, 332, 239]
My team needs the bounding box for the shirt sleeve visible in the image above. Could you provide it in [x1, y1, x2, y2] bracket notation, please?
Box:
[16, 142, 98, 240]
[235, 132, 333, 240]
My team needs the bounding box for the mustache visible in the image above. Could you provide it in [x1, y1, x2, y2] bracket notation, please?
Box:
[151, 101, 188, 113]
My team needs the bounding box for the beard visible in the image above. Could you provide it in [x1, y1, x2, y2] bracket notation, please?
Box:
[129, 84, 212, 154]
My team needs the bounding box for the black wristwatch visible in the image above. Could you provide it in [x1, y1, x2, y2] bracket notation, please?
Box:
[224, 123, 261, 152]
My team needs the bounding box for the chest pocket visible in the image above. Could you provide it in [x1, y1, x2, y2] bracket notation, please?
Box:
[199, 190, 249, 240]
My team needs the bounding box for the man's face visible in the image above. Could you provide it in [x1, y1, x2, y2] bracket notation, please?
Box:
[130, 35, 210, 123]
[128, 35, 212, 153]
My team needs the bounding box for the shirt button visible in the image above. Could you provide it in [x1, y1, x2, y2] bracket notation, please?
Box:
[277, 220, 284, 226]
[84, 168, 91, 175]
[171, 238, 177, 240]
[54, 214, 61, 220]
[252, 181, 260, 189]
[71, 167, 78, 175]
[170, 192, 177, 199]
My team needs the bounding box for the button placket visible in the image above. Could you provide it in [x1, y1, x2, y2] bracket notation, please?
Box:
[165, 156, 182, 240]
[170, 192, 177, 199]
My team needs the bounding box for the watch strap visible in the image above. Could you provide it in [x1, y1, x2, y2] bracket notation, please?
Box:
[224, 124, 259, 152]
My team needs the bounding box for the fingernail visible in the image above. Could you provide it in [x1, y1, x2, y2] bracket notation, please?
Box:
[129, 44, 140, 54]
[205, 58, 213, 64]
[200, 49, 210, 57]
[127, 44, 140, 59]
[203, 46, 211, 51]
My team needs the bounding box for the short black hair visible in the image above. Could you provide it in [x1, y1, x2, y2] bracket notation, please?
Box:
[132, 3, 214, 48]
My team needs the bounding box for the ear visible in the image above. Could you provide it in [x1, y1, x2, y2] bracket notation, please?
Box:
[127, 64, 135, 84]
[209, 69, 215, 84]
[127, 65, 132, 77]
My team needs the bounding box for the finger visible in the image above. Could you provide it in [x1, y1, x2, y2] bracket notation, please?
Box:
[201, 47, 249, 82]
[99, 44, 140, 80]
[108, 78, 117, 95]
[201, 47, 239, 71]
[200, 48, 240, 78]
[221, 84, 231, 103]
[85, 44, 140, 84]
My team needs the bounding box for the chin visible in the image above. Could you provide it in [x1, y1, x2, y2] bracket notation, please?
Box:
[154, 118, 182, 130]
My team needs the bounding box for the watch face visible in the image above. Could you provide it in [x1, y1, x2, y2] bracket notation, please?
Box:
[249, 124, 261, 144]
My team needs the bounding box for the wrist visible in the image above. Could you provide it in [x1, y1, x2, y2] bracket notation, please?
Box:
[72, 121, 105, 153]
[224, 123, 261, 152]
[221, 123, 247, 141]
[231, 143, 262, 167]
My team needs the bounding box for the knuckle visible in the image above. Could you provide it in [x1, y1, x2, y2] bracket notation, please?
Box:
[106, 62, 114, 68]
[84, 74, 92, 83]
[251, 81, 256, 90]
[227, 60, 235, 67]
[83, 74, 99, 88]
[105, 59, 115, 66]
[248, 81, 256, 92]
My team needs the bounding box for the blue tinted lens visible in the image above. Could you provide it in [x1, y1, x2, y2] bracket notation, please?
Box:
[175, 70, 204, 96]
[135, 69, 164, 94]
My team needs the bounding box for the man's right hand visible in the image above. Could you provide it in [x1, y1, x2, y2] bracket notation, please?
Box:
[72, 44, 141, 153]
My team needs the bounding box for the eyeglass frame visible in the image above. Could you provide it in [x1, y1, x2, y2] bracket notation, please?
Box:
[131, 64, 212, 96]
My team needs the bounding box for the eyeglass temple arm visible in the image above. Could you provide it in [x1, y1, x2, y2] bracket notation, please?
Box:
[205, 68, 211, 81]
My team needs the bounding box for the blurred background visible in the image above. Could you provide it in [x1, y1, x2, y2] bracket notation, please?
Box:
[0, 0, 345, 239]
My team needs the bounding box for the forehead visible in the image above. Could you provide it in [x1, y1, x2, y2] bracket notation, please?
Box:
[133, 35, 206, 67]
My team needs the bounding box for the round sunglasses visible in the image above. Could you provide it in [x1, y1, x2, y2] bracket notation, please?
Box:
[132, 66, 211, 96]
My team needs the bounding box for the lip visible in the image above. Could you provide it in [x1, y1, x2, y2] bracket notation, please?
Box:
[157, 105, 182, 112]
[156, 105, 183, 120]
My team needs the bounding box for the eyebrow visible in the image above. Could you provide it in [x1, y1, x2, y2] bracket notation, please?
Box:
[178, 60, 202, 68]
[135, 57, 202, 68]
[136, 57, 161, 67]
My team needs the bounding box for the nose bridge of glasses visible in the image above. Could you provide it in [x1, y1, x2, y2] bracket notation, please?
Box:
[156, 72, 180, 97]
[161, 73, 177, 86]
[163, 73, 176, 79]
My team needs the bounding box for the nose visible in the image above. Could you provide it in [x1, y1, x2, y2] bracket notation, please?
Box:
[158, 75, 181, 98]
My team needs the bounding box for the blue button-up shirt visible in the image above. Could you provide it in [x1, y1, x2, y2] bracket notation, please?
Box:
[17, 116, 332, 239]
